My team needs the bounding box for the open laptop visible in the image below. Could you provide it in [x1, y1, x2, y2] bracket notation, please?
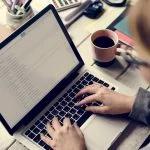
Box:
[0, 5, 134, 150]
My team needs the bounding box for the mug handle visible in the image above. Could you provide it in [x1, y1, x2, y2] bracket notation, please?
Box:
[115, 43, 126, 56]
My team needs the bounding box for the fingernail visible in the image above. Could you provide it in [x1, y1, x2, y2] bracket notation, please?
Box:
[40, 133, 44, 139]
[75, 102, 80, 106]
[85, 107, 88, 111]
[74, 122, 77, 126]
[53, 116, 57, 119]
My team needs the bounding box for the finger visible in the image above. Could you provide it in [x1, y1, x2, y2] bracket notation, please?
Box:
[74, 123, 83, 136]
[76, 84, 100, 97]
[63, 117, 71, 127]
[40, 133, 54, 148]
[46, 122, 55, 138]
[52, 116, 61, 130]
[85, 106, 109, 114]
[76, 94, 98, 106]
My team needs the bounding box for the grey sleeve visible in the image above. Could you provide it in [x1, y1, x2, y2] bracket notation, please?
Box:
[129, 88, 150, 125]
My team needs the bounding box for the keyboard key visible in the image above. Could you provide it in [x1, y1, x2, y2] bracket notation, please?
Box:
[63, 106, 70, 112]
[80, 104, 87, 110]
[67, 88, 72, 93]
[58, 97, 64, 102]
[45, 111, 50, 116]
[86, 74, 94, 81]
[89, 81, 93, 85]
[93, 77, 99, 82]
[77, 109, 85, 116]
[40, 116, 45, 121]
[68, 101, 75, 107]
[81, 80, 88, 86]
[65, 96, 71, 102]
[33, 127, 40, 134]
[38, 123, 45, 130]
[80, 76, 85, 81]
[86, 102, 94, 106]
[41, 129, 47, 135]
[65, 113, 72, 119]
[93, 102, 101, 106]
[56, 105, 63, 111]
[103, 82, 109, 87]
[72, 84, 76, 89]
[35, 120, 40, 126]
[54, 102, 59, 107]
[42, 118, 49, 124]
[76, 80, 81, 85]
[73, 114, 80, 120]
[33, 134, 40, 143]
[28, 132, 36, 139]
[72, 97, 79, 103]
[47, 113, 54, 120]
[44, 144, 52, 150]
[59, 110, 66, 117]
[63, 93, 68, 98]
[25, 130, 31, 136]
[77, 84, 84, 89]
[30, 125, 36, 131]
[51, 109, 58, 116]
[84, 72, 89, 77]
[98, 80, 104, 84]
[69, 92, 76, 98]
[39, 140, 45, 147]
[111, 87, 116, 91]
[60, 100, 67, 106]
[73, 88, 80, 93]
[70, 108, 77, 114]
[49, 106, 55, 111]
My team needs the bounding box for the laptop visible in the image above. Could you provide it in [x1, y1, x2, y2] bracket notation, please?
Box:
[0, 5, 134, 150]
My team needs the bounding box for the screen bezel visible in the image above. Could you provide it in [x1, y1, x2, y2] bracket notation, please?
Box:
[0, 4, 84, 135]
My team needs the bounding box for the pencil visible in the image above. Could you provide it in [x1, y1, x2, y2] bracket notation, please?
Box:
[2, 0, 14, 13]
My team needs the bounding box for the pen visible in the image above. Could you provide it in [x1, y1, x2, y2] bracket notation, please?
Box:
[1, 0, 14, 14]
[11, 0, 18, 13]
[22, 0, 32, 10]
[16, 0, 32, 15]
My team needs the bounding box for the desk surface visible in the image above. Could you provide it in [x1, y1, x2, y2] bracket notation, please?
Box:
[0, 0, 150, 150]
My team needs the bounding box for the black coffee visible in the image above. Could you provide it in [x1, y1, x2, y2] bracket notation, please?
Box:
[93, 36, 115, 48]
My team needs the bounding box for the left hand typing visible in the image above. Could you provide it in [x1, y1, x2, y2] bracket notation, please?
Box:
[40, 117, 86, 150]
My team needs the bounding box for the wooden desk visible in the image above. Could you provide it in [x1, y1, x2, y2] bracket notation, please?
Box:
[0, 0, 150, 149]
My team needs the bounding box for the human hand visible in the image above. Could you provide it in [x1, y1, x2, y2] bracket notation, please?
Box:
[76, 84, 135, 115]
[40, 117, 86, 150]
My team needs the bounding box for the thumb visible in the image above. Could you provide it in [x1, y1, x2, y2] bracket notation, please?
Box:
[85, 106, 109, 114]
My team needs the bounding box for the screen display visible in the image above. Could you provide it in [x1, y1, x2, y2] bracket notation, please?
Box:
[0, 10, 79, 128]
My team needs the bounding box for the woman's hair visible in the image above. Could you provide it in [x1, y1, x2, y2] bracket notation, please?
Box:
[129, 0, 150, 53]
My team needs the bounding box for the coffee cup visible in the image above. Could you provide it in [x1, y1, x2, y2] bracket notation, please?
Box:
[91, 29, 119, 66]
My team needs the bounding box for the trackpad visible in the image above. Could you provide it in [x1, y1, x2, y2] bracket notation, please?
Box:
[82, 115, 129, 150]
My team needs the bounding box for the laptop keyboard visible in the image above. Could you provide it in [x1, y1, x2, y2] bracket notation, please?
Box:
[23, 72, 116, 150]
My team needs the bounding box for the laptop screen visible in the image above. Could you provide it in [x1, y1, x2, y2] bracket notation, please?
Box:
[0, 9, 79, 129]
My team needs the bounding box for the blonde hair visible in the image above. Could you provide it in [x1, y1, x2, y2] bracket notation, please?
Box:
[129, 0, 150, 54]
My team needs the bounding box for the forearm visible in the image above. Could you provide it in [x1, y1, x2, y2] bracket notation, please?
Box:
[129, 88, 150, 125]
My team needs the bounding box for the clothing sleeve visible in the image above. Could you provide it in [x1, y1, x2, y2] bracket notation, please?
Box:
[129, 88, 150, 125]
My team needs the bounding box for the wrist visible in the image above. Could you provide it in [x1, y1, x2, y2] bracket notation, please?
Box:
[126, 96, 135, 113]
